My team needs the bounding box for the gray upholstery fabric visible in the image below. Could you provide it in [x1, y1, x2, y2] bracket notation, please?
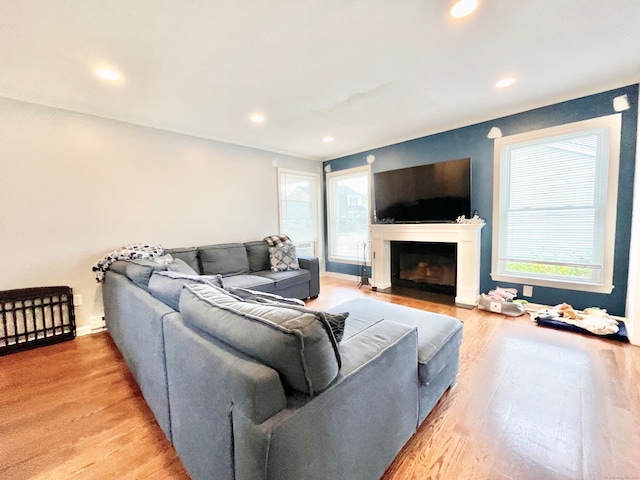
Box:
[147, 271, 223, 311]
[254, 269, 311, 290]
[180, 283, 340, 395]
[418, 356, 460, 423]
[166, 257, 199, 275]
[327, 298, 463, 422]
[166, 240, 320, 299]
[109, 260, 128, 275]
[298, 256, 320, 297]
[103, 271, 176, 440]
[124, 259, 167, 288]
[165, 246, 200, 274]
[103, 259, 462, 480]
[228, 287, 306, 306]
[235, 320, 419, 480]
[220, 274, 275, 292]
[244, 240, 270, 272]
[164, 315, 287, 480]
[199, 243, 250, 277]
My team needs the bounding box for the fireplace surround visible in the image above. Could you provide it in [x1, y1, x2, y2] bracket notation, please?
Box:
[369, 223, 483, 307]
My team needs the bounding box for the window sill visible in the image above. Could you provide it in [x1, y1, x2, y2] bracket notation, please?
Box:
[490, 272, 614, 294]
[327, 257, 366, 266]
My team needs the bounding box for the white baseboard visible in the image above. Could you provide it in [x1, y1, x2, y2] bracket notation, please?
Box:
[322, 271, 359, 281]
[77, 315, 106, 337]
[76, 325, 93, 337]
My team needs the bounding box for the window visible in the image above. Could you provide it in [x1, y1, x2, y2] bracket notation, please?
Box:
[492, 114, 621, 293]
[278, 169, 321, 255]
[326, 165, 371, 263]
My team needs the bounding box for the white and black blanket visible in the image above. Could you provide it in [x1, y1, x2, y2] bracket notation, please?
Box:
[92, 243, 164, 282]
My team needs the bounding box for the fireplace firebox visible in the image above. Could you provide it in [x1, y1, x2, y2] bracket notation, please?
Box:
[391, 241, 456, 295]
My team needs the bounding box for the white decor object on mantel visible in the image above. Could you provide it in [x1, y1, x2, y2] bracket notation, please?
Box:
[369, 222, 484, 308]
[456, 213, 485, 224]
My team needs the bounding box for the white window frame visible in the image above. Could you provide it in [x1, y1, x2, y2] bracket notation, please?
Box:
[326, 165, 371, 264]
[277, 168, 322, 257]
[491, 114, 621, 293]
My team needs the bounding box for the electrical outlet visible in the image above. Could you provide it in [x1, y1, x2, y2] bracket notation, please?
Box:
[523, 285, 533, 297]
[73, 294, 83, 306]
[490, 301, 502, 313]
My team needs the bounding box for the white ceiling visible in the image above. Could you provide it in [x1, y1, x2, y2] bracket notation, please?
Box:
[1, 0, 639, 161]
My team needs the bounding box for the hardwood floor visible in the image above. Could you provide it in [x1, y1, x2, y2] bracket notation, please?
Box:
[1, 276, 639, 479]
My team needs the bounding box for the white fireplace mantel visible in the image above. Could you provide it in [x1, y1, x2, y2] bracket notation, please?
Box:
[369, 223, 484, 308]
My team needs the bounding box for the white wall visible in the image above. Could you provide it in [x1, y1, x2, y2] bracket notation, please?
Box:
[0, 97, 318, 333]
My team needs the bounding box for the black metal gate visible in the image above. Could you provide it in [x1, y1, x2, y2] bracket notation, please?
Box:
[0, 286, 76, 356]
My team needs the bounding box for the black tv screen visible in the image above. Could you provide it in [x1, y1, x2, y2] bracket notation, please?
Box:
[373, 158, 471, 223]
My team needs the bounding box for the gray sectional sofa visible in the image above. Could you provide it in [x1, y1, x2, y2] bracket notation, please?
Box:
[102, 240, 463, 480]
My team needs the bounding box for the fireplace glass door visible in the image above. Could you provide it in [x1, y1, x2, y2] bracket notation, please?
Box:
[391, 241, 457, 295]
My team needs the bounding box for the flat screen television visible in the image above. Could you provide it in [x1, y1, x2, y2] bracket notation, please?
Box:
[373, 158, 471, 223]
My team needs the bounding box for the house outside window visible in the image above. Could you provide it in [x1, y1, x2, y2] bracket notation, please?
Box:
[326, 165, 371, 263]
[277, 169, 321, 257]
[491, 114, 622, 293]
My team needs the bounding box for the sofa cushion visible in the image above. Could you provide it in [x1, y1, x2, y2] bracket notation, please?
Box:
[125, 259, 168, 288]
[244, 241, 270, 272]
[268, 245, 300, 272]
[165, 247, 200, 274]
[220, 274, 275, 292]
[109, 260, 129, 275]
[148, 271, 224, 311]
[167, 258, 199, 275]
[254, 269, 310, 290]
[180, 283, 340, 396]
[199, 243, 250, 277]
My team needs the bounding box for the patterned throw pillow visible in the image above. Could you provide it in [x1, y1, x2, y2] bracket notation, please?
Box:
[269, 245, 300, 272]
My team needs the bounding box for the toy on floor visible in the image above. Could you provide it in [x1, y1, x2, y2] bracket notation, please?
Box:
[486, 287, 517, 302]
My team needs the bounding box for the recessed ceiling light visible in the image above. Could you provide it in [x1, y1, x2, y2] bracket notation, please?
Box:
[496, 77, 516, 88]
[450, 0, 478, 18]
[249, 114, 265, 123]
[323, 136, 334, 143]
[96, 68, 122, 82]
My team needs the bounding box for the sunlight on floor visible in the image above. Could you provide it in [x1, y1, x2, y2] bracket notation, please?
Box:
[468, 324, 606, 479]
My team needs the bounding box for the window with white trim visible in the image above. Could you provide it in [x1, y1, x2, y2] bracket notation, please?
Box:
[277, 169, 321, 255]
[326, 165, 371, 263]
[492, 114, 621, 293]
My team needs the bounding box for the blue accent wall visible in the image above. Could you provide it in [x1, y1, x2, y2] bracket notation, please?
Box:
[323, 84, 638, 316]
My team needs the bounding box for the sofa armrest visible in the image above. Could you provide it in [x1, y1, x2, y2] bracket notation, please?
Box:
[297, 255, 319, 297]
[235, 319, 419, 480]
[164, 316, 287, 480]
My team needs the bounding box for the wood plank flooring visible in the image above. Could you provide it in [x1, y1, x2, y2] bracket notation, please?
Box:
[1, 276, 639, 479]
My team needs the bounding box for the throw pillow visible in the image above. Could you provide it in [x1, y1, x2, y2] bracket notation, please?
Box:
[269, 245, 300, 272]
[148, 271, 225, 310]
[181, 283, 340, 396]
[229, 287, 306, 306]
[167, 258, 198, 275]
[226, 287, 346, 341]
[263, 234, 293, 247]
[125, 259, 168, 289]
[273, 303, 348, 343]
